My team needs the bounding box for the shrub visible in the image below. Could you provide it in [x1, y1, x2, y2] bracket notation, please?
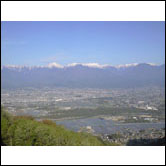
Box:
[14, 115, 34, 121]
[42, 119, 56, 127]
[1, 108, 13, 145]
[1, 108, 117, 146]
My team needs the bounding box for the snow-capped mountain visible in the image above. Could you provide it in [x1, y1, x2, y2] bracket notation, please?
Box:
[1, 62, 159, 70]
[1, 63, 165, 89]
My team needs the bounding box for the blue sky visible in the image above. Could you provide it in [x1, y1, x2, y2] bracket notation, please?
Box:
[1, 21, 165, 66]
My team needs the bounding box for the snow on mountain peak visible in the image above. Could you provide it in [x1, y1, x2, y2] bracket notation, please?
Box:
[146, 63, 158, 66]
[82, 63, 109, 68]
[1, 62, 160, 70]
[47, 62, 64, 68]
[67, 63, 110, 69]
[66, 63, 80, 67]
[116, 63, 139, 68]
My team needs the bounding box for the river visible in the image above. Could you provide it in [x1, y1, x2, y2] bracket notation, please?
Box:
[55, 118, 165, 134]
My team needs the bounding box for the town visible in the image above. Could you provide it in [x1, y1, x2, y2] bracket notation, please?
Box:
[1, 86, 165, 121]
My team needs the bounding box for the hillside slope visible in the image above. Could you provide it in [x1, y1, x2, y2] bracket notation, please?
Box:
[1, 108, 116, 146]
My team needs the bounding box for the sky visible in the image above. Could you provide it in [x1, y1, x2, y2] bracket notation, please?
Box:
[1, 21, 165, 66]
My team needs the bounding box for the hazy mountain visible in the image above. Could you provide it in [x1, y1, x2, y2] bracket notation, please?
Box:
[1, 63, 165, 89]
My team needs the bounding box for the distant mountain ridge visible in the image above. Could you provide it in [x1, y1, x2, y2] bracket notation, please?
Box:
[1, 63, 165, 89]
[1, 62, 157, 70]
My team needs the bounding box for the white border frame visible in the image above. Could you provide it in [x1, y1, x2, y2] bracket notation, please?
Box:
[1, 1, 165, 21]
[1, 1, 165, 165]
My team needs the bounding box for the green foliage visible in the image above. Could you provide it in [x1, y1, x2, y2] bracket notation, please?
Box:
[1, 108, 117, 146]
[1, 107, 13, 145]
[14, 115, 34, 121]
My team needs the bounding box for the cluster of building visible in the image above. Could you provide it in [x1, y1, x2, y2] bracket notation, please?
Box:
[1, 87, 165, 114]
[101, 128, 165, 145]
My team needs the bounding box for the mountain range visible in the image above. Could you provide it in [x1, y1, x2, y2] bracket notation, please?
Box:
[1, 63, 165, 89]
